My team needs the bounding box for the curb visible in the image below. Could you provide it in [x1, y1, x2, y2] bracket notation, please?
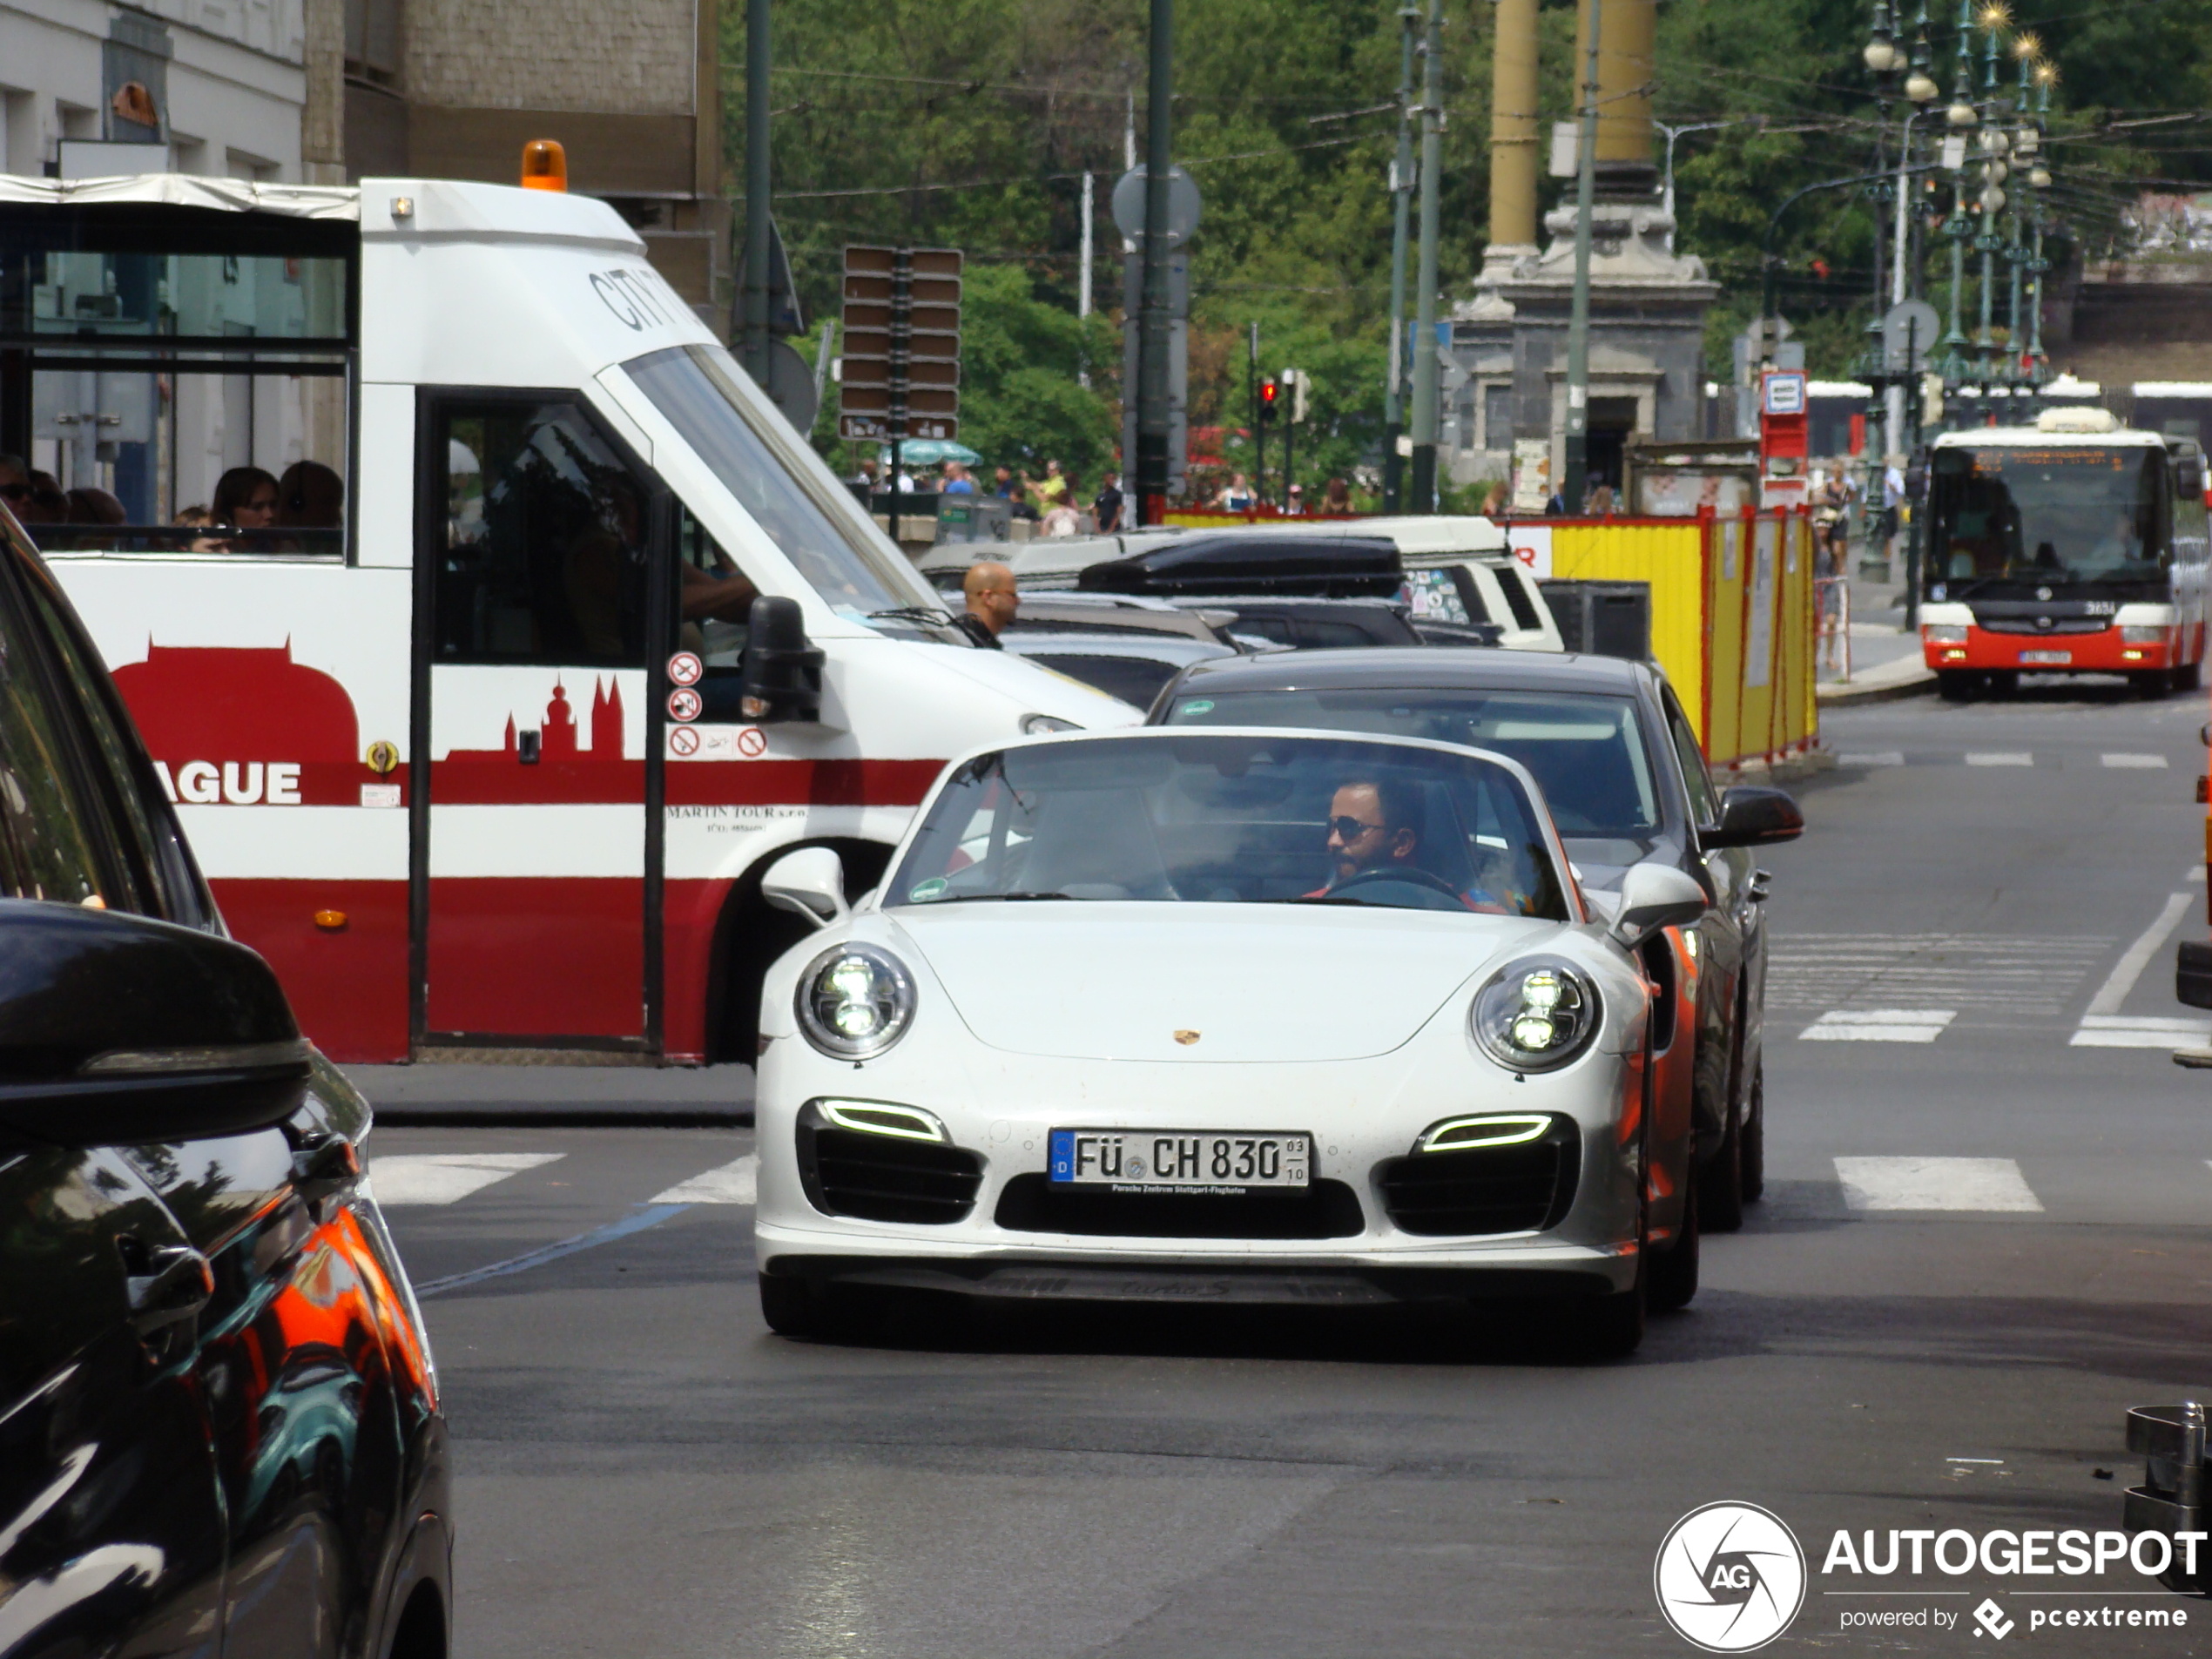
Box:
[1817, 667, 1935, 707]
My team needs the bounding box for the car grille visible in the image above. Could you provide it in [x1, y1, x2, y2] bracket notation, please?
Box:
[994, 1174, 1365, 1239]
[1374, 1131, 1580, 1236]
[1974, 617, 2111, 636]
[799, 1125, 984, 1224]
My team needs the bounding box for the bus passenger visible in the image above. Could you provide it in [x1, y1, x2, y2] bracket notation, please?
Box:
[277, 461, 345, 529]
[212, 467, 281, 535]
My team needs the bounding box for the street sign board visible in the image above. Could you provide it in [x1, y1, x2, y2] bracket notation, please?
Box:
[1110, 165, 1202, 243]
[1762, 370, 1807, 416]
[1882, 300, 1942, 372]
[840, 244, 962, 443]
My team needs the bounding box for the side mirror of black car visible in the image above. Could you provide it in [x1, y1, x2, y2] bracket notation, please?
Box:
[1703, 786, 1804, 849]
[0, 902, 308, 1147]
[740, 596, 825, 725]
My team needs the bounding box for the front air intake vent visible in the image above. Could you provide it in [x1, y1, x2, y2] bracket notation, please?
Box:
[798, 1123, 983, 1225]
[1375, 1123, 1580, 1236]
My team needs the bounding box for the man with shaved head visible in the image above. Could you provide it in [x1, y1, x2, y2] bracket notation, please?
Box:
[958, 560, 1018, 648]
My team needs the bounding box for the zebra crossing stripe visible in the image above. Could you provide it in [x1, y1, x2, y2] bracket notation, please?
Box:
[1800, 1009, 1956, 1042]
[1834, 1157, 2043, 1212]
[369, 1153, 564, 1206]
[651, 1154, 759, 1205]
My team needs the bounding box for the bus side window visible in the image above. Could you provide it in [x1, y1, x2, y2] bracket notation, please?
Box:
[433, 401, 650, 666]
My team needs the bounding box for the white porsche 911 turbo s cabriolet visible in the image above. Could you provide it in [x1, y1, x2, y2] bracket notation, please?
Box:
[750, 728, 1709, 1357]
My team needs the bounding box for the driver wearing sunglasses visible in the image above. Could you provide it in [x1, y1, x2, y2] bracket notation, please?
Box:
[1313, 776, 1506, 912]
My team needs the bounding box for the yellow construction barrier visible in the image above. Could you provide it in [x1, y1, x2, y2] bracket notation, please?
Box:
[1546, 510, 1818, 773]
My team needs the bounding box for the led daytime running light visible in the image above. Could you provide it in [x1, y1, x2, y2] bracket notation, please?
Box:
[819, 1099, 947, 1143]
[1419, 1114, 1554, 1152]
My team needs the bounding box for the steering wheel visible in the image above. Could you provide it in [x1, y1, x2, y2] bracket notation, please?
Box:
[1329, 867, 1465, 902]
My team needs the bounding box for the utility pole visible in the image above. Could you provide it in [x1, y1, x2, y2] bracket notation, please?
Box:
[1407, 0, 1445, 514]
[741, 0, 772, 388]
[1247, 321, 1260, 505]
[1134, 0, 1174, 527]
[1077, 171, 1094, 388]
[1382, 3, 1419, 513]
[1561, 0, 1602, 515]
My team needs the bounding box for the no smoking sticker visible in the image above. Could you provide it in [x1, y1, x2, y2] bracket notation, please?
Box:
[666, 651, 704, 687]
[667, 687, 704, 722]
[668, 725, 700, 757]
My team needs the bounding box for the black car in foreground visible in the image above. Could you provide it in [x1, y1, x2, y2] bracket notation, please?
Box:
[0, 503, 449, 1659]
[1152, 647, 1802, 1236]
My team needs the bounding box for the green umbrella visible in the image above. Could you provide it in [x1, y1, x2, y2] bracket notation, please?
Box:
[883, 438, 981, 467]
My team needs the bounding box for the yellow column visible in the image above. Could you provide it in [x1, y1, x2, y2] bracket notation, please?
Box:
[1489, 0, 1540, 249]
[1572, 0, 1656, 168]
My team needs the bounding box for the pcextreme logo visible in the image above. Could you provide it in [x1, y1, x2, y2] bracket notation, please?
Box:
[1654, 1502, 1810, 1653]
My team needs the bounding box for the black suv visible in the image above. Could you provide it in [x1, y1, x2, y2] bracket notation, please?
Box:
[0, 504, 449, 1659]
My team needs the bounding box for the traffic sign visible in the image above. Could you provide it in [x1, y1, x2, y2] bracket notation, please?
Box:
[840, 244, 962, 443]
[1110, 165, 1202, 244]
[1882, 300, 1942, 372]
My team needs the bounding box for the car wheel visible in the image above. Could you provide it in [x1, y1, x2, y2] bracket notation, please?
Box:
[759, 1272, 826, 1338]
[1698, 1094, 1745, 1234]
[1566, 1273, 1647, 1359]
[1936, 670, 1973, 701]
[1647, 1161, 1699, 1314]
[1740, 1062, 1766, 1204]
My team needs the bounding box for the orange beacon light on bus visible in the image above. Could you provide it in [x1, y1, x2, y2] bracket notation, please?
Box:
[521, 139, 568, 192]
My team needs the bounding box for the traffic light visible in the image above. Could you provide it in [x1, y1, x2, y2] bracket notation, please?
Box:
[1258, 378, 1279, 423]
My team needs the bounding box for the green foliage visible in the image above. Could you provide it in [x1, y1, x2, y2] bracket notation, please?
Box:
[738, 0, 2212, 477]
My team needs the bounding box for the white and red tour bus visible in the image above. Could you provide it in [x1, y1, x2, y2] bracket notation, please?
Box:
[0, 170, 1127, 1064]
[1919, 406, 2211, 697]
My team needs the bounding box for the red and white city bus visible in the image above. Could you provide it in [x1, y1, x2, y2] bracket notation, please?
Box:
[0, 171, 1128, 1064]
[1919, 407, 2212, 698]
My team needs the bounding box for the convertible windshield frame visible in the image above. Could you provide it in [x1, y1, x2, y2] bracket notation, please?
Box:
[888, 730, 1577, 921]
[620, 342, 938, 623]
[1164, 685, 1664, 843]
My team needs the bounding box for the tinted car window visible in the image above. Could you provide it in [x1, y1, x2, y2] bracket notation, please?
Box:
[1662, 693, 1720, 826]
[1028, 653, 1182, 707]
[1497, 568, 1544, 631]
[0, 556, 122, 907]
[1166, 685, 1660, 839]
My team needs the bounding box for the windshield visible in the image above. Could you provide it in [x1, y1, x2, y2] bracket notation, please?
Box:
[622, 344, 940, 624]
[891, 733, 1570, 919]
[1927, 444, 2170, 594]
[1163, 687, 1660, 842]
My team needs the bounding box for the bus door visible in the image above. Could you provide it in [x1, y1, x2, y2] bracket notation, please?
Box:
[413, 393, 670, 1050]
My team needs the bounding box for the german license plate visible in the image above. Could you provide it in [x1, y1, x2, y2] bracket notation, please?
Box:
[2020, 649, 2071, 664]
[1049, 1130, 1310, 1191]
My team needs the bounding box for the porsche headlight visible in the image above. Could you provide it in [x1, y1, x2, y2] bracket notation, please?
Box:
[1470, 956, 1601, 1072]
[797, 943, 915, 1059]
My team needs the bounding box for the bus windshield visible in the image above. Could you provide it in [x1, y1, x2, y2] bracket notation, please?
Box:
[623, 344, 945, 628]
[1927, 444, 2169, 595]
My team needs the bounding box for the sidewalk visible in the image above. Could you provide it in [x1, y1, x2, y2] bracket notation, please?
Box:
[345, 1061, 755, 1126]
[1817, 566, 1932, 705]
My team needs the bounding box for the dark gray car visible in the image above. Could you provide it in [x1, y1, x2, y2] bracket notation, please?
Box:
[1150, 646, 1801, 1233]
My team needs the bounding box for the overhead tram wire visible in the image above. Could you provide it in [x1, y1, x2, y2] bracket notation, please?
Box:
[770, 132, 1370, 199]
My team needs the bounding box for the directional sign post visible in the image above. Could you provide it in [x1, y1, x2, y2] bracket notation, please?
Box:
[840, 245, 963, 543]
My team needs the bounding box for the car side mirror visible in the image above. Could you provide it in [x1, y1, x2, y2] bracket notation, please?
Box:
[762, 847, 848, 931]
[1702, 786, 1804, 849]
[1610, 861, 1709, 949]
[741, 596, 825, 724]
[0, 902, 308, 1146]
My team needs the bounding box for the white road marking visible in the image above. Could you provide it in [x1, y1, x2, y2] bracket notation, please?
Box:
[1837, 752, 1905, 767]
[1766, 934, 2114, 1015]
[1800, 1008, 1956, 1042]
[651, 1154, 759, 1205]
[368, 1153, 564, 1206]
[2081, 893, 2195, 1016]
[1965, 752, 2033, 767]
[2071, 1015, 2212, 1049]
[2190, 867, 2206, 884]
[1834, 1157, 2043, 1212]
[2101, 752, 2169, 769]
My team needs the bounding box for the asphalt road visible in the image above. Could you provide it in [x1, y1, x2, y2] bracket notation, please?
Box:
[361, 678, 2212, 1658]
